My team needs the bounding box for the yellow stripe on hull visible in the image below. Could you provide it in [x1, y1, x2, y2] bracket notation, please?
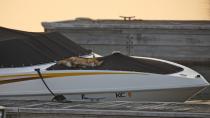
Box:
[0, 71, 137, 85]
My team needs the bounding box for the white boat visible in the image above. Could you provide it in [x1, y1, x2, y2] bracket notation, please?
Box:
[0, 53, 209, 102]
[0, 27, 209, 102]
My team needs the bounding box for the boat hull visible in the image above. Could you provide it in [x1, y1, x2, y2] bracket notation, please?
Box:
[0, 86, 206, 102]
[0, 70, 208, 102]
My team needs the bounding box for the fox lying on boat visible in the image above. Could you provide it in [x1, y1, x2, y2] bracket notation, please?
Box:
[58, 57, 103, 68]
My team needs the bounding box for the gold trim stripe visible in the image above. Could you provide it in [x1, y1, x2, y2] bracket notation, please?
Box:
[0, 72, 134, 85]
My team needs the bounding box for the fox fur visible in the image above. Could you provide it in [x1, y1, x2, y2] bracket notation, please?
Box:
[58, 57, 103, 68]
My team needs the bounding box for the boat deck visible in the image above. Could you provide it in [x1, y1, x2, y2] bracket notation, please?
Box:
[1, 100, 210, 118]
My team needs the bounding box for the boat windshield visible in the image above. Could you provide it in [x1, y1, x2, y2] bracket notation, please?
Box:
[47, 53, 183, 74]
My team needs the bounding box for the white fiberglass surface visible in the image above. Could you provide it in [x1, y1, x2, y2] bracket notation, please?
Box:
[0, 70, 208, 96]
[0, 62, 55, 74]
[131, 56, 203, 79]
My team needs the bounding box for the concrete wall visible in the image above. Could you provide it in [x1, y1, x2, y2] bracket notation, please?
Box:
[42, 19, 210, 61]
[55, 28, 210, 62]
[42, 19, 210, 99]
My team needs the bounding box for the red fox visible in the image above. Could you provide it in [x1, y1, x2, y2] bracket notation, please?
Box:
[58, 57, 103, 68]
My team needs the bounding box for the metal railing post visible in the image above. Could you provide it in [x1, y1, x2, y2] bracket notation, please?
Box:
[0, 106, 5, 118]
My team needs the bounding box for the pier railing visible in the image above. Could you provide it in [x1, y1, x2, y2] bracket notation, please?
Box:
[0, 106, 5, 118]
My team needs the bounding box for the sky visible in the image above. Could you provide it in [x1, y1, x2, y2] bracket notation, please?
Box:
[0, 0, 210, 31]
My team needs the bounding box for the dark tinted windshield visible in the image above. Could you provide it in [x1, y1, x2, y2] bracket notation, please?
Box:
[48, 53, 183, 74]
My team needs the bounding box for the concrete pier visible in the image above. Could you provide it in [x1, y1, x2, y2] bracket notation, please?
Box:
[1, 100, 210, 118]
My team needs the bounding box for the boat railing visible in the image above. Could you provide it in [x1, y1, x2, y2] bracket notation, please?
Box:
[0, 106, 5, 118]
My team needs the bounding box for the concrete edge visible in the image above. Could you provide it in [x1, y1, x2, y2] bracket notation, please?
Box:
[6, 107, 210, 118]
[5, 107, 19, 112]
